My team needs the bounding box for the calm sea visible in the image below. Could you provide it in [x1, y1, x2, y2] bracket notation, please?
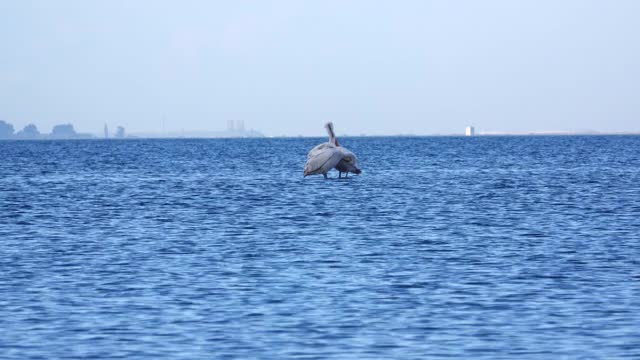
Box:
[1, 136, 639, 359]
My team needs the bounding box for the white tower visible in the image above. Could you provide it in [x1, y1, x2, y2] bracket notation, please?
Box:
[115, 126, 125, 138]
[465, 126, 475, 136]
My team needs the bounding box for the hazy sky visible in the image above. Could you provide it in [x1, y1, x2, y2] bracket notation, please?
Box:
[1, 0, 639, 136]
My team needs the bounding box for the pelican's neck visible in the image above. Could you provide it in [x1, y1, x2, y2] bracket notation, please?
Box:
[325, 122, 338, 145]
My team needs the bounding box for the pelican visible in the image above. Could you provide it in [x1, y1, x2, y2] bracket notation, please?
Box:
[304, 122, 361, 179]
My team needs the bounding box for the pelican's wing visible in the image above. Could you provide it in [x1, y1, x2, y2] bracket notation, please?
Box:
[339, 147, 357, 164]
[304, 147, 343, 176]
[307, 142, 334, 158]
[348, 150, 359, 167]
[338, 146, 354, 157]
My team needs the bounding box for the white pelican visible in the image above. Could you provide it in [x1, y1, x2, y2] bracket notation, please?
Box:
[304, 122, 361, 179]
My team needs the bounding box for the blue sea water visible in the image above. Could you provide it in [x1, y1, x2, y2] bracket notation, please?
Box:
[1, 136, 639, 359]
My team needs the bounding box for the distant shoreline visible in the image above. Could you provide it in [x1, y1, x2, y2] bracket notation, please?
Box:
[2, 132, 640, 141]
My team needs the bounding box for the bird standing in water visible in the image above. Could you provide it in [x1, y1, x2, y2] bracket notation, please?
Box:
[304, 122, 361, 179]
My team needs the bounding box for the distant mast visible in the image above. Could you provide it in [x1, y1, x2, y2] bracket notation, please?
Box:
[465, 126, 475, 136]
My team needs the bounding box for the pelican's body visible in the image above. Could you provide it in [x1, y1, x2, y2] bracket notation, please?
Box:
[303, 122, 361, 179]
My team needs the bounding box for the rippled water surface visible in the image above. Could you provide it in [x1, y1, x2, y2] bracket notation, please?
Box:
[1, 136, 639, 359]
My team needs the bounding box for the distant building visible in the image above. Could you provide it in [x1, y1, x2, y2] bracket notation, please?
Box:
[237, 120, 245, 132]
[104, 124, 109, 138]
[115, 126, 125, 138]
[465, 126, 475, 136]
[227, 120, 235, 132]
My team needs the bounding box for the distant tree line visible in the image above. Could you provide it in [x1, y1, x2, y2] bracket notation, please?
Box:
[0, 120, 93, 139]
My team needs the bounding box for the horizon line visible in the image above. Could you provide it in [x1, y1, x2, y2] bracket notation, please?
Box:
[3, 132, 640, 141]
